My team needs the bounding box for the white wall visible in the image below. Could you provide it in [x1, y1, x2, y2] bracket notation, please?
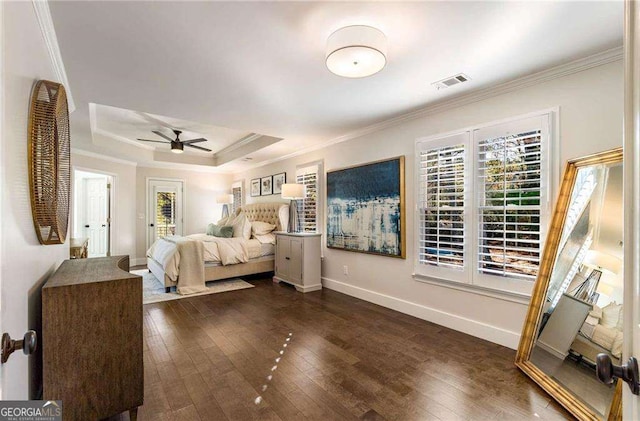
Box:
[1, 1, 69, 399]
[135, 167, 233, 260]
[234, 61, 624, 349]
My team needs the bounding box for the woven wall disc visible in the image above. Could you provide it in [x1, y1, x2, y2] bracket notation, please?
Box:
[28, 80, 71, 245]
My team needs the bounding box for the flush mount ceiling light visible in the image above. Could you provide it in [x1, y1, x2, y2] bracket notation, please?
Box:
[326, 25, 387, 78]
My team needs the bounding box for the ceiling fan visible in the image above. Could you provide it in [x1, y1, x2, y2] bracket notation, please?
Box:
[137, 129, 211, 154]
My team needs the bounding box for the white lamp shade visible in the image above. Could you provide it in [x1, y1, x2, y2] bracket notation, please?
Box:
[216, 194, 234, 204]
[583, 250, 622, 275]
[326, 25, 387, 78]
[281, 183, 305, 199]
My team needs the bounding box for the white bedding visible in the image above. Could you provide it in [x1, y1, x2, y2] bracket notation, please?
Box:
[187, 234, 263, 262]
[147, 234, 264, 282]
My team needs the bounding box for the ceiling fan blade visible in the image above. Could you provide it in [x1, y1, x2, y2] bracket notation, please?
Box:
[181, 138, 207, 144]
[137, 139, 170, 144]
[152, 130, 176, 142]
[184, 143, 212, 152]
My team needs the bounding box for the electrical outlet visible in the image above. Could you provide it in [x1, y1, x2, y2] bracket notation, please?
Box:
[343, 265, 348, 276]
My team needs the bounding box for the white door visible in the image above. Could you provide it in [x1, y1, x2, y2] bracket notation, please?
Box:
[83, 177, 109, 257]
[623, 1, 640, 417]
[148, 179, 184, 248]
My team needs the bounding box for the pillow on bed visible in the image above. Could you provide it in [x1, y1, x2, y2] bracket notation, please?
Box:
[252, 221, 276, 236]
[206, 223, 233, 238]
[589, 304, 603, 320]
[254, 233, 276, 244]
[601, 302, 622, 329]
[225, 212, 251, 240]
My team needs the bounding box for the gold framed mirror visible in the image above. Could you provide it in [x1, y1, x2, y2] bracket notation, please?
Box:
[516, 147, 623, 420]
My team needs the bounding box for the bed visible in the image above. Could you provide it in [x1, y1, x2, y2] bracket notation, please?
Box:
[147, 202, 288, 293]
[569, 302, 623, 366]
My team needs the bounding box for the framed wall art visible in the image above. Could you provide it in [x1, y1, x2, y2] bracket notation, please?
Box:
[250, 178, 261, 197]
[261, 176, 273, 195]
[273, 172, 286, 195]
[327, 156, 405, 258]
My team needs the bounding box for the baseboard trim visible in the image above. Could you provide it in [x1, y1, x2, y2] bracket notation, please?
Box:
[321, 277, 521, 349]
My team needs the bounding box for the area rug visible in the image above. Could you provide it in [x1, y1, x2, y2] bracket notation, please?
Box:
[131, 269, 254, 304]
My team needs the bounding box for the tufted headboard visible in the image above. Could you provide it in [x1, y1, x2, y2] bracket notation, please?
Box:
[234, 202, 289, 231]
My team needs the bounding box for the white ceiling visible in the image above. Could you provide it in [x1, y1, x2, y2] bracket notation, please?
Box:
[50, 1, 623, 172]
[90, 103, 255, 155]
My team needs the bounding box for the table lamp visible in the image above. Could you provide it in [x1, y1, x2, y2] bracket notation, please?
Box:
[281, 183, 305, 233]
[217, 194, 234, 218]
[571, 250, 622, 303]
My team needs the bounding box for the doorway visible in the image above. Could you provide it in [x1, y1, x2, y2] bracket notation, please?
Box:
[73, 169, 113, 257]
[147, 178, 184, 249]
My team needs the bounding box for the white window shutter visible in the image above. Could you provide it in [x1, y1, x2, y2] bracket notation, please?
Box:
[296, 165, 319, 232]
[416, 132, 470, 282]
[415, 111, 552, 296]
[232, 186, 242, 213]
[474, 114, 549, 288]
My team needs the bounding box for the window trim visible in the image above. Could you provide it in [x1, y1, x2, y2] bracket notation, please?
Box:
[414, 109, 558, 298]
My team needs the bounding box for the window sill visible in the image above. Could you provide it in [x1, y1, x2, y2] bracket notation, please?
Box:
[412, 273, 532, 305]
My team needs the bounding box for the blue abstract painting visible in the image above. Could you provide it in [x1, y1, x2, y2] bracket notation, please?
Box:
[327, 156, 405, 258]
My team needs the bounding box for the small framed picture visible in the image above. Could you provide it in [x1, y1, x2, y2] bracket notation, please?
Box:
[272, 172, 286, 195]
[260, 176, 273, 195]
[250, 179, 261, 197]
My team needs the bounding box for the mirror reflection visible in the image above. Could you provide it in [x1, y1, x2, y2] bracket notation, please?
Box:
[531, 162, 623, 418]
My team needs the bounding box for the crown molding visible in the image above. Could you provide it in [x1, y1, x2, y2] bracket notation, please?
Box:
[71, 147, 237, 174]
[214, 133, 262, 156]
[136, 161, 232, 174]
[241, 46, 623, 172]
[32, 0, 76, 113]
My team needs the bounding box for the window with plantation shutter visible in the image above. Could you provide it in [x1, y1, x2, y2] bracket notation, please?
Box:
[415, 112, 552, 296]
[296, 164, 320, 232]
[416, 132, 469, 282]
[232, 186, 242, 213]
[476, 129, 543, 281]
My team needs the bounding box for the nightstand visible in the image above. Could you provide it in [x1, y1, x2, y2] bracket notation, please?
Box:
[273, 232, 322, 292]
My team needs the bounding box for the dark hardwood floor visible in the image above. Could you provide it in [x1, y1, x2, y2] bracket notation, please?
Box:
[112, 274, 572, 421]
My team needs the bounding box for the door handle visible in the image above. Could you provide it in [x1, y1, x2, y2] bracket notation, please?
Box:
[596, 354, 640, 395]
[101, 224, 106, 227]
[1, 331, 37, 364]
[285, 257, 290, 260]
[84, 224, 90, 228]
[150, 224, 154, 227]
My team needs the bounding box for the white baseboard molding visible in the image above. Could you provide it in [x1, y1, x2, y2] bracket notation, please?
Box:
[322, 277, 521, 350]
[131, 258, 147, 267]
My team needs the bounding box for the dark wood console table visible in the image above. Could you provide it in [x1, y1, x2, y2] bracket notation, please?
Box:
[43, 256, 143, 420]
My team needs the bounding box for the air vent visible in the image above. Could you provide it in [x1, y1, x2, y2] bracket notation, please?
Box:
[432, 73, 471, 90]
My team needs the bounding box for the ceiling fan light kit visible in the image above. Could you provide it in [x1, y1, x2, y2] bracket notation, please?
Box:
[137, 129, 211, 153]
[326, 25, 387, 78]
